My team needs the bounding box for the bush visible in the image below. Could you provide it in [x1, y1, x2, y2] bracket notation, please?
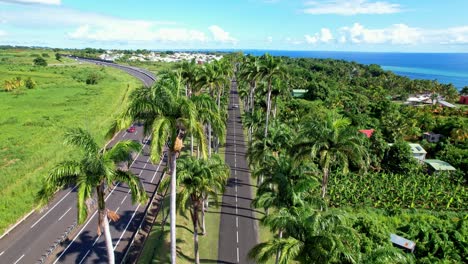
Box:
[33, 57, 47, 66]
[42, 53, 49, 57]
[85, 72, 101, 85]
[55, 53, 62, 61]
[24, 77, 36, 89]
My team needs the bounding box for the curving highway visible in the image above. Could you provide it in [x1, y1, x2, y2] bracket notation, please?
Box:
[0, 59, 162, 264]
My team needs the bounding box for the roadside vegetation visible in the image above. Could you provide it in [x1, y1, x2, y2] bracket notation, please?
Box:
[0, 47, 142, 234]
[234, 53, 467, 263]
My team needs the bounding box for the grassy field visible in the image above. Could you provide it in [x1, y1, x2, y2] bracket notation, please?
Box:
[0, 48, 144, 234]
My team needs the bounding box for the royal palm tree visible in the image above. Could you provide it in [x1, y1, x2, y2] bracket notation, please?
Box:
[180, 59, 199, 97]
[39, 128, 147, 264]
[170, 154, 229, 264]
[256, 53, 286, 138]
[239, 55, 261, 112]
[191, 94, 225, 158]
[252, 154, 321, 263]
[294, 111, 369, 198]
[123, 72, 207, 263]
[249, 208, 359, 264]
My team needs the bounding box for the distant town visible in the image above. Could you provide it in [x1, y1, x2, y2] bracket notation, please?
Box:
[99, 50, 223, 63]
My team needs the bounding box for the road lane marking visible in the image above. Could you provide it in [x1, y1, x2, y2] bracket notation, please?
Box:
[115, 207, 120, 214]
[0, 251, 4, 256]
[58, 207, 72, 221]
[122, 132, 128, 138]
[237, 247, 240, 263]
[31, 186, 77, 228]
[236, 230, 239, 243]
[150, 157, 164, 183]
[53, 183, 119, 264]
[236, 217, 238, 227]
[120, 196, 127, 204]
[78, 236, 101, 264]
[13, 254, 24, 264]
[113, 204, 141, 250]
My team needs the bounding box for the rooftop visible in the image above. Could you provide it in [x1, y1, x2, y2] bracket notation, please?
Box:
[424, 159, 456, 171]
[408, 143, 427, 154]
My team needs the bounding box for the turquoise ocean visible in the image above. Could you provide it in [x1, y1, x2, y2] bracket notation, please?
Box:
[240, 50, 468, 89]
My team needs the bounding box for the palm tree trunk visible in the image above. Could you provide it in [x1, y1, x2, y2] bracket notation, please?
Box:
[201, 201, 206, 235]
[169, 150, 178, 264]
[321, 169, 329, 199]
[275, 229, 283, 264]
[264, 84, 272, 138]
[102, 211, 115, 264]
[190, 134, 194, 156]
[208, 122, 212, 158]
[192, 207, 200, 264]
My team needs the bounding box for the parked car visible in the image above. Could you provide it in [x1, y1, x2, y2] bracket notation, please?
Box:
[127, 126, 136, 133]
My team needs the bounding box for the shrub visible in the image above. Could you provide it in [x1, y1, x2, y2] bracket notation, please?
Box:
[33, 57, 47, 66]
[85, 72, 101, 85]
[25, 77, 36, 89]
[55, 53, 62, 61]
[42, 53, 50, 57]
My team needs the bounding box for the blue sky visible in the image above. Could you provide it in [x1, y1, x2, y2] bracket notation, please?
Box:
[0, 0, 467, 52]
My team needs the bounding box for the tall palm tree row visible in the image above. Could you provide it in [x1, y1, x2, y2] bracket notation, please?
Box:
[123, 71, 208, 263]
[39, 128, 147, 264]
[166, 154, 229, 264]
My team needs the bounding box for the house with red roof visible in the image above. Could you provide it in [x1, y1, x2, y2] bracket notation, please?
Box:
[359, 129, 375, 138]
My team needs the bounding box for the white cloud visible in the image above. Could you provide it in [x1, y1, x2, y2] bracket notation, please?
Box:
[266, 36, 273, 43]
[208, 25, 238, 44]
[0, 30, 6, 37]
[68, 24, 208, 43]
[339, 23, 421, 44]
[305, 28, 333, 44]
[303, 0, 401, 15]
[438, 26, 468, 44]
[0, 0, 60, 5]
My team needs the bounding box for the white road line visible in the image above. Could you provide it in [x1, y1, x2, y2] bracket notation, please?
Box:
[236, 217, 238, 227]
[122, 132, 128, 138]
[53, 183, 119, 264]
[78, 250, 91, 264]
[113, 204, 141, 250]
[120, 196, 127, 204]
[115, 207, 120, 214]
[237, 247, 240, 263]
[236, 230, 239, 243]
[58, 207, 72, 221]
[0, 251, 4, 256]
[13, 254, 24, 264]
[150, 157, 164, 183]
[78, 236, 100, 264]
[31, 186, 77, 228]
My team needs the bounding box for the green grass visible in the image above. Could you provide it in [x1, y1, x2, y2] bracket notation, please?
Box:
[138, 183, 222, 264]
[0, 49, 143, 234]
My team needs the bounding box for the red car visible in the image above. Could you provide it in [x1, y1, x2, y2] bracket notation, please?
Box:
[127, 126, 136, 133]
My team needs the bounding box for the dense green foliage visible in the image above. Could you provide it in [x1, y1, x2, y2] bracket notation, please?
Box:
[328, 172, 467, 211]
[234, 53, 468, 263]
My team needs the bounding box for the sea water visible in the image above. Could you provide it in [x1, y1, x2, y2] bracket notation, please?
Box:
[242, 50, 468, 89]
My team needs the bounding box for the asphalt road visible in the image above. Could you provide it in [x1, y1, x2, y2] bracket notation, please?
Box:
[0, 61, 162, 264]
[218, 80, 258, 264]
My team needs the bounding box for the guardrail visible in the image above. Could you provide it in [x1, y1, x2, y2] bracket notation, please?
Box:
[37, 221, 77, 264]
[120, 154, 168, 264]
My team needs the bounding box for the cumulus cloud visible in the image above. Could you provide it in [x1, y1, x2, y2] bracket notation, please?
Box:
[0, 0, 60, 5]
[303, 0, 401, 15]
[438, 26, 468, 44]
[305, 28, 334, 44]
[339, 23, 422, 44]
[208, 25, 237, 44]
